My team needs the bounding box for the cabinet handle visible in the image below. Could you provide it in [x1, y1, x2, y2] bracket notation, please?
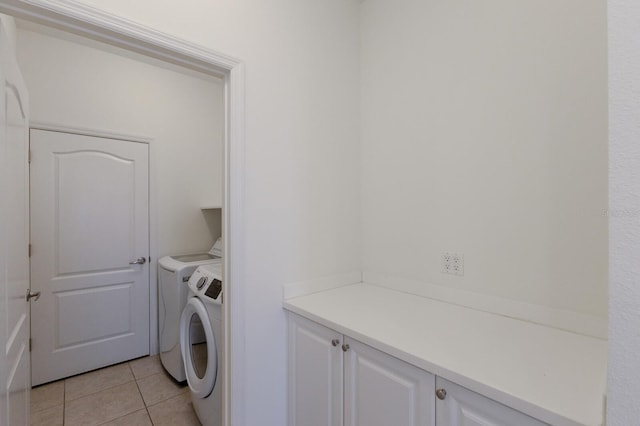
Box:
[331, 339, 340, 347]
[435, 388, 447, 400]
[342, 343, 350, 352]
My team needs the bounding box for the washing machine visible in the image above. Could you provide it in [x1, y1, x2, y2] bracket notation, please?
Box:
[180, 263, 223, 426]
[158, 238, 222, 382]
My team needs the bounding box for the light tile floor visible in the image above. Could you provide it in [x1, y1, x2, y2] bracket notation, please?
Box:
[30, 355, 201, 426]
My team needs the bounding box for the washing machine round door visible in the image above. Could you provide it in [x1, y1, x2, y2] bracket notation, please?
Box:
[180, 297, 217, 398]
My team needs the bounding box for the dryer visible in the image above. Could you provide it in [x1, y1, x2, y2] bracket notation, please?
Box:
[158, 238, 222, 382]
[180, 263, 223, 426]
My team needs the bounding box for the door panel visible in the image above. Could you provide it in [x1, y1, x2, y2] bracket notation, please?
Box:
[435, 377, 547, 426]
[344, 337, 435, 426]
[0, 16, 31, 426]
[288, 313, 343, 426]
[30, 129, 150, 385]
[6, 344, 28, 426]
[55, 151, 135, 274]
[55, 282, 134, 347]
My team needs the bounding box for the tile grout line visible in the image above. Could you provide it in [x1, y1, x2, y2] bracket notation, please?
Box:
[130, 361, 155, 425]
[93, 362, 146, 426]
[68, 362, 139, 425]
[64, 361, 135, 405]
[31, 356, 188, 425]
[138, 380, 155, 425]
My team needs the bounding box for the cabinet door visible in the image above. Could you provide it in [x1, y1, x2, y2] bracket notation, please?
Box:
[435, 378, 547, 426]
[344, 337, 435, 426]
[288, 313, 343, 426]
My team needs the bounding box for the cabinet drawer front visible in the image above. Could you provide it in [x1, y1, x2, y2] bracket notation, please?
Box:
[435, 377, 548, 426]
[344, 337, 435, 426]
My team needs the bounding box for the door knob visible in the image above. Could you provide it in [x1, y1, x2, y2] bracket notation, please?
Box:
[331, 339, 340, 347]
[342, 343, 350, 352]
[26, 289, 41, 302]
[435, 388, 447, 400]
[129, 257, 147, 265]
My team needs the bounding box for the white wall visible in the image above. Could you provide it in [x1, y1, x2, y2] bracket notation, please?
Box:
[15, 24, 224, 258]
[608, 0, 640, 423]
[360, 0, 608, 324]
[12, 0, 615, 422]
[58, 1, 363, 425]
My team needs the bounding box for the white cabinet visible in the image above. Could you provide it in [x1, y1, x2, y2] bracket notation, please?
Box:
[344, 338, 435, 426]
[288, 313, 550, 426]
[288, 313, 435, 426]
[288, 314, 343, 426]
[435, 378, 548, 426]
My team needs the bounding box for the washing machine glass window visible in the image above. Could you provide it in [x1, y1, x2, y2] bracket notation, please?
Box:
[180, 297, 217, 399]
[189, 313, 208, 379]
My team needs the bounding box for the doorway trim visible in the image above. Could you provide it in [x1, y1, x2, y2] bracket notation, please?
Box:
[0, 2, 246, 426]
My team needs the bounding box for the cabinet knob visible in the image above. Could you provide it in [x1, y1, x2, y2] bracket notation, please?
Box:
[342, 343, 350, 352]
[435, 388, 447, 400]
[331, 339, 340, 347]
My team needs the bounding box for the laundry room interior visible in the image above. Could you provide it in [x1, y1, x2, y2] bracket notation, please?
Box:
[2, 0, 640, 425]
[15, 18, 225, 426]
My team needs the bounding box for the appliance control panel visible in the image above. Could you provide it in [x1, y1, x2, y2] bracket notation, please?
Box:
[205, 279, 222, 300]
[188, 264, 223, 303]
[196, 276, 208, 290]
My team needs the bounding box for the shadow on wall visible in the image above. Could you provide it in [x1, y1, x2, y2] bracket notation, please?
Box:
[202, 209, 222, 245]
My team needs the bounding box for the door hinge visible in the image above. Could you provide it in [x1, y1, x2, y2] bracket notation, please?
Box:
[28, 244, 32, 257]
[28, 150, 32, 163]
[29, 338, 32, 352]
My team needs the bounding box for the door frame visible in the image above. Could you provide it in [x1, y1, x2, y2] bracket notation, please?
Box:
[0, 2, 247, 426]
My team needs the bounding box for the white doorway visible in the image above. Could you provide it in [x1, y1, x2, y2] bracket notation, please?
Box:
[16, 21, 226, 364]
[30, 129, 150, 386]
[0, 3, 246, 425]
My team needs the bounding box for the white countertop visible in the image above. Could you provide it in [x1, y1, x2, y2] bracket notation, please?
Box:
[283, 283, 607, 426]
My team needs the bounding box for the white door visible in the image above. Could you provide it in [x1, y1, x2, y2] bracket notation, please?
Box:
[288, 313, 343, 426]
[344, 337, 436, 426]
[30, 129, 150, 385]
[435, 377, 547, 426]
[0, 15, 31, 426]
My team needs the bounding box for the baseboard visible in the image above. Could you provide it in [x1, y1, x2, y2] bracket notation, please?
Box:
[283, 270, 362, 300]
[363, 270, 607, 340]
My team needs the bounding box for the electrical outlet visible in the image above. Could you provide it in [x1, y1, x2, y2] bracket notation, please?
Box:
[441, 252, 452, 273]
[441, 252, 464, 276]
[452, 253, 464, 276]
